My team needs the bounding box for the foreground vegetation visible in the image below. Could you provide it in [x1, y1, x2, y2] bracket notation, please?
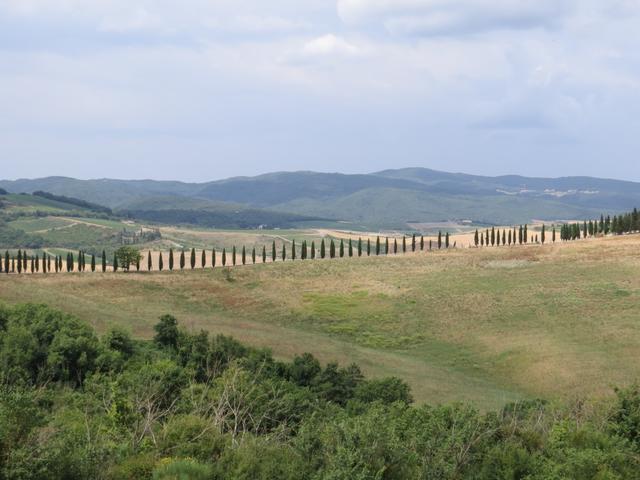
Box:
[2, 303, 640, 479]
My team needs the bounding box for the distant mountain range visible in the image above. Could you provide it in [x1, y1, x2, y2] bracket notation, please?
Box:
[2, 168, 639, 230]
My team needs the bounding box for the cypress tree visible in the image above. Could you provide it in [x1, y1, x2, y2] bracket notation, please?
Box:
[92, 254, 96, 272]
[30, 256, 34, 273]
[491, 227, 495, 246]
[420, 235, 424, 251]
[113, 253, 118, 272]
[102, 250, 107, 272]
[310, 242, 315, 260]
[212, 249, 216, 268]
[169, 248, 174, 271]
[291, 240, 296, 261]
[301, 241, 307, 260]
[541, 225, 546, 245]
[201, 249, 206, 269]
[481, 235, 484, 247]
[252, 247, 256, 264]
[0, 254, 2, 274]
[17, 250, 22, 274]
[159, 252, 164, 271]
[190, 248, 196, 269]
[136, 255, 140, 272]
[272, 241, 277, 262]
[262, 246, 266, 263]
[485, 230, 489, 247]
[394, 238, 398, 254]
[524, 225, 528, 243]
[429, 239, 433, 250]
[222, 248, 227, 266]
[358, 238, 363, 257]
[5, 251, 10, 274]
[508, 229, 512, 246]
[22, 251, 27, 272]
[376, 236, 381, 255]
[180, 250, 185, 270]
[348, 239, 353, 257]
[518, 226, 523, 245]
[583, 221, 588, 239]
[412, 234, 416, 252]
[281, 244, 286, 262]
[385, 237, 389, 255]
[367, 238, 371, 256]
[242, 246, 246, 265]
[438, 231, 442, 249]
[329, 240, 335, 258]
[232, 246, 237, 266]
[474, 229, 479, 247]
[320, 239, 326, 259]
[402, 236, 406, 253]
[340, 239, 344, 258]
[552, 226, 556, 243]
[12, 258, 15, 273]
[445, 232, 450, 249]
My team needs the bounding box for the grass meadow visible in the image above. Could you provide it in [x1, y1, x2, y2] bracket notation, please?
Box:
[1, 234, 639, 410]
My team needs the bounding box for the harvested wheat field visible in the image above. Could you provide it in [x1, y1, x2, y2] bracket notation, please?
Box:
[1, 234, 639, 410]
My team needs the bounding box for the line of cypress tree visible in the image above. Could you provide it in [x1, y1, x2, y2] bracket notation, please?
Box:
[22, 251, 27, 272]
[159, 252, 164, 271]
[0, 254, 2, 274]
[30, 256, 34, 273]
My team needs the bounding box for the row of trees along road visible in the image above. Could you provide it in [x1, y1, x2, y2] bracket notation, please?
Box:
[1, 208, 638, 274]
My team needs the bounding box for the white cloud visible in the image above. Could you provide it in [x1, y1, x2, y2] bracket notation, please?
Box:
[337, 0, 572, 35]
[302, 34, 360, 56]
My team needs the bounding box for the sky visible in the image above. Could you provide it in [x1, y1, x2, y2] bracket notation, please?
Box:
[1, 0, 639, 182]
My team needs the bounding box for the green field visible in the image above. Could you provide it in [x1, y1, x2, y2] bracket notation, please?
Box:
[1, 234, 638, 410]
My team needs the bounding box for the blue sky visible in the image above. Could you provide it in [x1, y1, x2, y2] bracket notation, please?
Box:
[1, 0, 639, 182]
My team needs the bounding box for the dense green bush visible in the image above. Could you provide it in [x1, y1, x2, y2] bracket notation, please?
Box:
[1, 303, 639, 479]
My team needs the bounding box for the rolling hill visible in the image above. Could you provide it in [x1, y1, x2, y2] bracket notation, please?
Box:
[2, 168, 639, 229]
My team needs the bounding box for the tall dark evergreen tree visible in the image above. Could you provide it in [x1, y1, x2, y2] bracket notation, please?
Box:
[445, 232, 450, 249]
[376, 236, 381, 255]
[201, 249, 206, 269]
[159, 252, 164, 271]
[262, 245, 267, 263]
[491, 227, 495, 246]
[541, 225, 546, 244]
[438, 231, 442, 249]
[91, 254, 96, 272]
[301, 240, 307, 260]
[552, 226, 556, 243]
[583, 221, 588, 239]
[242, 246, 246, 265]
[402, 236, 406, 253]
[5, 251, 10, 274]
[320, 239, 326, 259]
[420, 235, 424, 251]
[112, 253, 118, 272]
[474, 229, 479, 247]
[17, 250, 22, 274]
[412, 234, 416, 252]
[358, 238, 363, 257]
[281, 244, 286, 262]
[394, 238, 398, 254]
[180, 250, 185, 270]
[136, 255, 140, 272]
[481, 235, 484, 247]
[222, 248, 227, 266]
[310, 241, 315, 260]
[524, 225, 528, 243]
[340, 239, 345, 258]
[232, 246, 237, 266]
[252, 247, 256, 264]
[485, 230, 489, 247]
[212, 249, 216, 268]
[272, 241, 277, 262]
[348, 239, 353, 257]
[518, 226, 523, 245]
[367, 238, 371, 256]
[329, 240, 335, 259]
[147, 251, 153, 271]
[169, 248, 174, 271]
[101, 250, 106, 272]
[190, 248, 196, 269]
[291, 240, 296, 261]
[22, 251, 27, 272]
